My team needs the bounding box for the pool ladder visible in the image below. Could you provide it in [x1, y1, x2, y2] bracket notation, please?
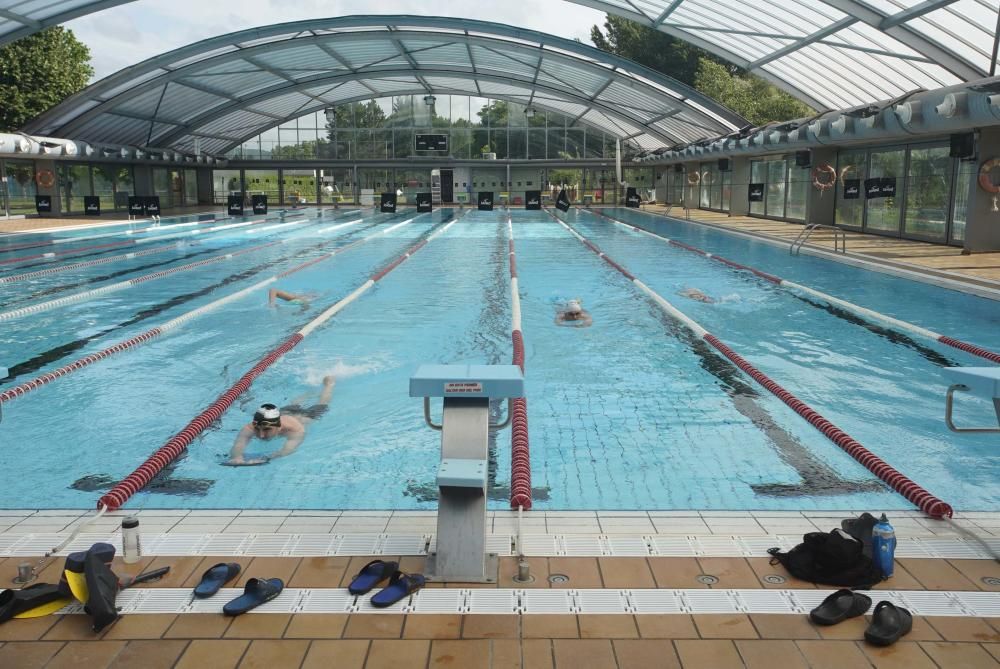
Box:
[790, 224, 846, 255]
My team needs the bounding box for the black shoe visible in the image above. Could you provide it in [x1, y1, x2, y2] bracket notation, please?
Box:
[809, 589, 872, 626]
[864, 601, 912, 646]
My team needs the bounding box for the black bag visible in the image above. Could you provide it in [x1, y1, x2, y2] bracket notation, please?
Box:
[768, 529, 883, 588]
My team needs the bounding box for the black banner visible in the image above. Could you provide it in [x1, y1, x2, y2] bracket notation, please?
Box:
[843, 179, 860, 200]
[227, 195, 244, 216]
[380, 192, 397, 213]
[748, 183, 764, 202]
[415, 192, 432, 213]
[864, 178, 883, 199]
[252, 194, 268, 215]
[625, 187, 640, 208]
[35, 195, 52, 214]
[525, 190, 541, 210]
[129, 196, 145, 216]
[555, 189, 571, 212]
[415, 134, 448, 151]
[478, 191, 493, 211]
[880, 177, 897, 198]
[144, 196, 161, 216]
[84, 195, 101, 216]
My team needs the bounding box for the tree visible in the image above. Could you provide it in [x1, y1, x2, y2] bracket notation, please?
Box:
[591, 15, 812, 125]
[0, 27, 93, 131]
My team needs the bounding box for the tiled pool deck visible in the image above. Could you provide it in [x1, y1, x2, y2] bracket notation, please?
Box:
[1, 509, 998, 668]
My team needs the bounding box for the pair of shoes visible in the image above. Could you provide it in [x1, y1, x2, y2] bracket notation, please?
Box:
[192, 562, 285, 617]
[349, 560, 426, 607]
[810, 589, 912, 646]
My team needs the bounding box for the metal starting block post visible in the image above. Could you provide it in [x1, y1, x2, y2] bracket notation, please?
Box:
[410, 364, 524, 582]
[943, 367, 1000, 433]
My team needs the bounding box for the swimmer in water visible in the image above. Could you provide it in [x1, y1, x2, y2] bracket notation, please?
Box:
[678, 288, 715, 304]
[269, 288, 312, 307]
[225, 376, 335, 466]
[555, 298, 593, 327]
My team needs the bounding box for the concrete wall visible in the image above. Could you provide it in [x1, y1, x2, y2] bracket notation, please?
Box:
[729, 157, 751, 217]
[196, 167, 214, 205]
[964, 126, 1000, 252]
[806, 148, 838, 227]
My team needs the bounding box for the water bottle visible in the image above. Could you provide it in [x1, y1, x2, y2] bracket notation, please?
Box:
[872, 513, 896, 579]
[121, 516, 141, 564]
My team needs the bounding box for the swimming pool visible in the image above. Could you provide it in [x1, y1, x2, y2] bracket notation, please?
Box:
[1, 206, 997, 511]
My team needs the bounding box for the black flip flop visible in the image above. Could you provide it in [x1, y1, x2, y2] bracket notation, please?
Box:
[348, 560, 399, 595]
[809, 589, 872, 626]
[0, 584, 65, 624]
[222, 577, 284, 616]
[370, 571, 425, 608]
[194, 563, 242, 598]
[864, 601, 912, 646]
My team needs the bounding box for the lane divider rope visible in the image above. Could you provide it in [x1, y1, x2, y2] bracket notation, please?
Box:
[549, 209, 953, 519]
[0, 214, 226, 254]
[96, 213, 458, 510]
[589, 209, 1000, 365]
[507, 215, 532, 511]
[0, 216, 402, 404]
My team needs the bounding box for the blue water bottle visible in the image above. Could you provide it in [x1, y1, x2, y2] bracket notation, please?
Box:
[872, 513, 896, 579]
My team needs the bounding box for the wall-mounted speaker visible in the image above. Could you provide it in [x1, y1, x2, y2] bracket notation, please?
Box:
[949, 132, 976, 160]
[673, 164, 683, 173]
[794, 150, 812, 168]
[717, 158, 730, 172]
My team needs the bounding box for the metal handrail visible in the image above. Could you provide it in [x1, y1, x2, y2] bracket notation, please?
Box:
[945, 384, 1000, 433]
[790, 223, 846, 255]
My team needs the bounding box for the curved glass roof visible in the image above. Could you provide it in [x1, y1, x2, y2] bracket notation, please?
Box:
[0, 0, 136, 45]
[24, 15, 746, 154]
[571, 0, 1000, 110]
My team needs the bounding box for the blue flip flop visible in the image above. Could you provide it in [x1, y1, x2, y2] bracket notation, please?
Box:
[223, 577, 284, 616]
[193, 563, 241, 598]
[348, 560, 399, 595]
[370, 571, 425, 608]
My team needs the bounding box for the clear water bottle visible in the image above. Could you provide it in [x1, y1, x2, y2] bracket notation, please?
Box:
[121, 516, 141, 564]
[871, 513, 896, 579]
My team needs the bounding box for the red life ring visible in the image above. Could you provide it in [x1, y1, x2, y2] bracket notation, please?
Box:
[978, 158, 1000, 194]
[811, 163, 837, 191]
[35, 169, 55, 189]
[686, 171, 701, 185]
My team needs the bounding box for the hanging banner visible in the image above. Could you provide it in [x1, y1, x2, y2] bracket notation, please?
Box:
[478, 191, 494, 211]
[380, 192, 397, 213]
[843, 179, 860, 200]
[748, 183, 764, 202]
[252, 194, 268, 214]
[84, 195, 101, 216]
[555, 189, 571, 212]
[625, 187, 641, 208]
[129, 196, 145, 217]
[879, 177, 897, 198]
[525, 190, 541, 210]
[416, 192, 432, 213]
[227, 195, 244, 216]
[144, 196, 161, 216]
[864, 178, 883, 199]
[35, 195, 52, 214]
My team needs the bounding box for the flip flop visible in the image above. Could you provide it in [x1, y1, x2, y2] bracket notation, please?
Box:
[864, 601, 912, 646]
[809, 589, 872, 626]
[370, 571, 425, 608]
[222, 578, 284, 616]
[194, 563, 242, 598]
[348, 560, 399, 595]
[0, 584, 67, 623]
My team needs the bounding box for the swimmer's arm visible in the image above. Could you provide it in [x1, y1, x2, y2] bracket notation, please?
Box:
[226, 425, 254, 464]
[580, 314, 593, 326]
[267, 432, 305, 460]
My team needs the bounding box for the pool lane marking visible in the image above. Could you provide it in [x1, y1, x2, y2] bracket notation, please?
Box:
[548, 209, 953, 519]
[0, 214, 417, 404]
[97, 212, 460, 511]
[590, 209, 1000, 365]
[0, 215, 226, 254]
[507, 215, 532, 511]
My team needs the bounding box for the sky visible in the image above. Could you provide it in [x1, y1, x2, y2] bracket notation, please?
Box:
[65, 0, 608, 81]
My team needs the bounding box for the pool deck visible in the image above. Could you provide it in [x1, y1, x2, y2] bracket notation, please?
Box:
[641, 205, 1000, 292]
[1, 509, 998, 668]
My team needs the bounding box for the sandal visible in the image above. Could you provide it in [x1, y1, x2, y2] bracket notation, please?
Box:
[370, 571, 425, 608]
[222, 577, 284, 616]
[348, 560, 399, 596]
[864, 601, 912, 646]
[809, 589, 872, 626]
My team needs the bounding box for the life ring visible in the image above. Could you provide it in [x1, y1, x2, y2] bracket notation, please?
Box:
[35, 169, 55, 189]
[700, 171, 714, 186]
[811, 163, 837, 191]
[978, 158, 1000, 194]
[686, 171, 701, 185]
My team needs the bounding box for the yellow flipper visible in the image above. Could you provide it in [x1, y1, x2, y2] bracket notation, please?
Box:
[63, 569, 89, 603]
[12, 597, 73, 618]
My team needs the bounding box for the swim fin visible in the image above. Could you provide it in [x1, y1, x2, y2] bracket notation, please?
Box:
[13, 597, 73, 619]
[83, 547, 120, 633]
[0, 583, 67, 623]
[60, 542, 115, 602]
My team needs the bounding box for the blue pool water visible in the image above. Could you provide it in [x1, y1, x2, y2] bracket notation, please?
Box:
[0, 206, 997, 511]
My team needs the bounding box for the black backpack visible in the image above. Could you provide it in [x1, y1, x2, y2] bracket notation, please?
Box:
[768, 529, 883, 589]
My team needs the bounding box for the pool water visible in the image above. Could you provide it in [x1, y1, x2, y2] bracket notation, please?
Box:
[0, 206, 997, 511]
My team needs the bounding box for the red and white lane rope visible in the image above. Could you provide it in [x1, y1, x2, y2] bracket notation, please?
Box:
[550, 210, 953, 519]
[507, 215, 532, 512]
[0, 241, 192, 284]
[97, 213, 458, 511]
[590, 209, 1000, 366]
[0, 215, 410, 405]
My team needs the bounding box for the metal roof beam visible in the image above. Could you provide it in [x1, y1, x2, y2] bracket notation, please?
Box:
[880, 0, 957, 29]
[747, 17, 857, 70]
[0, 8, 39, 28]
[652, 0, 685, 27]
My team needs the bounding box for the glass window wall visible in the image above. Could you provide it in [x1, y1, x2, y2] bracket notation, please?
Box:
[213, 169, 242, 205]
[58, 164, 92, 214]
[282, 169, 316, 205]
[865, 148, 904, 234]
[904, 146, 951, 239]
[835, 150, 866, 229]
[951, 159, 975, 244]
[244, 169, 280, 206]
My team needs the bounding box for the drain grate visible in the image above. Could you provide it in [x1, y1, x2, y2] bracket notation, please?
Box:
[548, 574, 570, 584]
[982, 576, 1000, 586]
[762, 574, 786, 585]
[696, 574, 719, 585]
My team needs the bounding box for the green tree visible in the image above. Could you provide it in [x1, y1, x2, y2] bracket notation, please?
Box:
[0, 27, 93, 131]
[591, 15, 812, 125]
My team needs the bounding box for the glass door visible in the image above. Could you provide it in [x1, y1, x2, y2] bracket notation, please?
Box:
[835, 150, 866, 230]
[902, 145, 950, 241]
[864, 148, 904, 235]
[764, 159, 786, 219]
